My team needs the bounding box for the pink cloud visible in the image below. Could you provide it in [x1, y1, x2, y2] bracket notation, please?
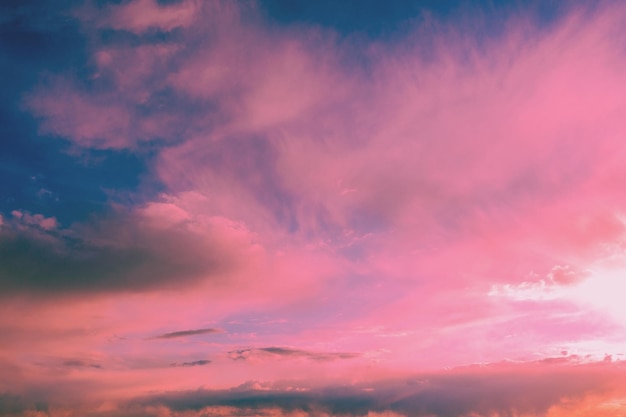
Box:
[13, 0, 626, 410]
[9, 210, 58, 231]
[94, 0, 199, 34]
[27, 83, 134, 148]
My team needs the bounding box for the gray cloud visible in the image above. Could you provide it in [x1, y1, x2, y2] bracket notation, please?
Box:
[122, 364, 621, 417]
[151, 328, 222, 340]
[0, 209, 234, 297]
[2, 363, 624, 417]
[171, 360, 211, 367]
[228, 347, 360, 362]
[0, 392, 48, 417]
[62, 359, 102, 369]
[0, 393, 29, 417]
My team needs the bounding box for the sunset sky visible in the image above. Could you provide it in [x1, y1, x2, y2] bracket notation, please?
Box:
[2, 0, 626, 416]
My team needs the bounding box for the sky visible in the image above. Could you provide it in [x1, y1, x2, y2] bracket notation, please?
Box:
[2, 0, 626, 416]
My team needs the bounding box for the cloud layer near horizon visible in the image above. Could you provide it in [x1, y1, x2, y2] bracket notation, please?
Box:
[2, 362, 626, 417]
[4, 0, 626, 415]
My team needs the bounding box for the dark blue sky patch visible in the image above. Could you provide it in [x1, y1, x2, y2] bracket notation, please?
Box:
[260, 0, 461, 37]
[0, 0, 155, 223]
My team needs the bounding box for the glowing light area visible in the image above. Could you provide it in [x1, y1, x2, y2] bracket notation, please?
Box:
[569, 267, 626, 324]
[489, 263, 626, 360]
[490, 265, 626, 324]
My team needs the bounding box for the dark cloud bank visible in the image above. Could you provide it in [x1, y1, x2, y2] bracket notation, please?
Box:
[130, 367, 619, 416]
[0, 210, 233, 297]
[2, 363, 624, 416]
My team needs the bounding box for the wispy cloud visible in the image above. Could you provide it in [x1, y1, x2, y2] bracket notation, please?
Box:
[228, 347, 360, 362]
[171, 359, 211, 367]
[62, 359, 103, 369]
[152, 328, 222, 340]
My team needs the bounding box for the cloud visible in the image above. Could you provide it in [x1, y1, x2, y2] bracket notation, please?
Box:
[62, 359, 103, 369]
[0, 393, 31, 417]
[30, 0, 626, 273]
[0, 206, 237, 297]
[151, 328, 221, 339]
[547, 265, 589, 285]
[111, 362, 626, 417]
[10, 210, 58, 231]
[228, 347, 360, 362]
[171, 359, 211, 367]
[96, 0, 199, 34]
[12, 0, 626, 409]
